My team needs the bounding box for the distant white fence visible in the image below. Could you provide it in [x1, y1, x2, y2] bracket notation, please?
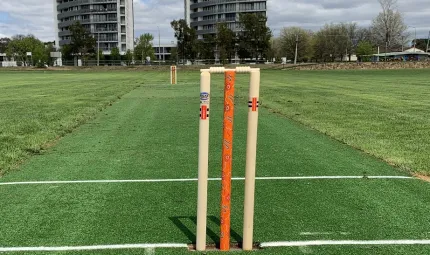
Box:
[1, 61, 18, 67]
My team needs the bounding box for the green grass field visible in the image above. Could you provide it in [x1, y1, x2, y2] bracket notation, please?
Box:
[260, 69, 430, 175]
[1, 69, 430, 254]
[0, 71, 149, 176]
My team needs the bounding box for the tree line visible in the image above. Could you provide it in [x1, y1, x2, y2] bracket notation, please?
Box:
[168, 0, 420, 64]
[0, 22, 157, 66]
[170, 13, 272, 64]
[274, 0, 419, 63]
[0, 0, 425, 65]
[0, 35, 55, 67]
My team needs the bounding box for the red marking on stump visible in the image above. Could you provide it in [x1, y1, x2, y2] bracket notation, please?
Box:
[252, 97, 258, 112]
[201, 106, 207, 120]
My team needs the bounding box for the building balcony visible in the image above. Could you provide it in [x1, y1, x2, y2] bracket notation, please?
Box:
[57, 0, 90, 11]
[57, 0, 117, 11]
[58, 8, 117, 20]
[191, 17, 236, 27]
[91, 19, 118, 23]
[190, 1, 217, 9]
[196, 29, 216, 35]
[191, 8, 249, 19]
[238, 9, 267, 13]
[190, 10, 217, 19]
[92, 28, 118, 33]
[58, 19, 91, 28]
[59, 39, 71, 46]
[97, 39, 119, 42]
[191, 20, 215, 27]
[58, 30, 72, 37]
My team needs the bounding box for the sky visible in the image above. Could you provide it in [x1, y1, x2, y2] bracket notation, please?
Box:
[0, 0, 429, 44]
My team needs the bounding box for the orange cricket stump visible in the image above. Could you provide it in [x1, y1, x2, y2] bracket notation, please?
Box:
[220, 71, 236, 251]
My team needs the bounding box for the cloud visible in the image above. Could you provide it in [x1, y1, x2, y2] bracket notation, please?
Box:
[0, 0, 429, 43]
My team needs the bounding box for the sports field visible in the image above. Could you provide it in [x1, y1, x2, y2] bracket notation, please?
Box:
[1, 69, 430, 254]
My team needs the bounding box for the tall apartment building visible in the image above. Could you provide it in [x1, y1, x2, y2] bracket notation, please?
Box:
[53, 0, 134, 54]
[185, 0, 267, 39]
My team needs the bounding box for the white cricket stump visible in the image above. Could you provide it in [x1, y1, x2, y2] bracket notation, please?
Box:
[196, 71, 210, 251]
[242, 69, 261, 251]
[170, 66, 177, 85]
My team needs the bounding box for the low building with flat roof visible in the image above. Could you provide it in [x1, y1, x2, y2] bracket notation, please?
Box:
[372, 47, 430, 62]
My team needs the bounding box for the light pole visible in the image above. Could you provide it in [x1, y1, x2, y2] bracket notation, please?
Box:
[157, 26, 161, 65]
[409, 26, 417, 52]
[97, 32, 100, 66]
[426, 31, 430, 53]
[401, 35, 404, 52]
[272, 29, 276, 63]
[294, 34, 298, 65]
[385, 41, 388, 61]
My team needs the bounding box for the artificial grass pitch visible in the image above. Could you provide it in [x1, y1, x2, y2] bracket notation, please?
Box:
[1, 69, 430, 254]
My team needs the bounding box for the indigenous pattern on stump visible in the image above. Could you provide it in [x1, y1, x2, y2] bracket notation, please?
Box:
[220, 71, 236, 251]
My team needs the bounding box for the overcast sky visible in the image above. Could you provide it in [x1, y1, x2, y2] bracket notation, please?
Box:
[0, 0, 429, 44]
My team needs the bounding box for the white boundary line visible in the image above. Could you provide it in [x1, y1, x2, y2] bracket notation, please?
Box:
[260, 240, 430, 247]
[0, 243, 187, 252]
[2, 240, 430, 252]
[0, 176, 414, 186]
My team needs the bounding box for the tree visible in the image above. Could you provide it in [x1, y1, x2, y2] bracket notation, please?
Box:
[125, 49, 133, 65]
[68, 22, 97, 62]
[312, 29, 330, 62]
[196, 36, 215, 64]
[6, 34, 46, 66]
[356, 27, 373, 44]
[111, 47, 120, 64]
[134, 33, 155, 64]
[344, 23, 359, 61]
[61, 44, 73, 61]
[237, 13, 271, 62]
[98, 50, 105, 62]
[266, 37, 281, 62]
[312, 23, 359, 62]
[313, 24, 345, 62]
[171, 19, 198, 63]
[279, 27, 312, 62]
[170, 47, 178, 63]
[216, 23, 236, 64]
[44, 42, 56, 66]
[356, 41, 375, 62]
[371, 0, 407, 52]
[0, 37, 10, 53]
[412, 39, 429, 51]
[33, 44, 49, 67]
[237, 41, 252, 61]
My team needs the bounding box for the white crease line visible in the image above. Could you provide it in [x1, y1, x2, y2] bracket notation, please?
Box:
[2, 240, 430, 252]
[260, 240, 430, 247]
[0, 176, 414, 186]
[300, 232, 351, 236]
[0, 243, 188, 252]
[255, 176, 413, 180]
